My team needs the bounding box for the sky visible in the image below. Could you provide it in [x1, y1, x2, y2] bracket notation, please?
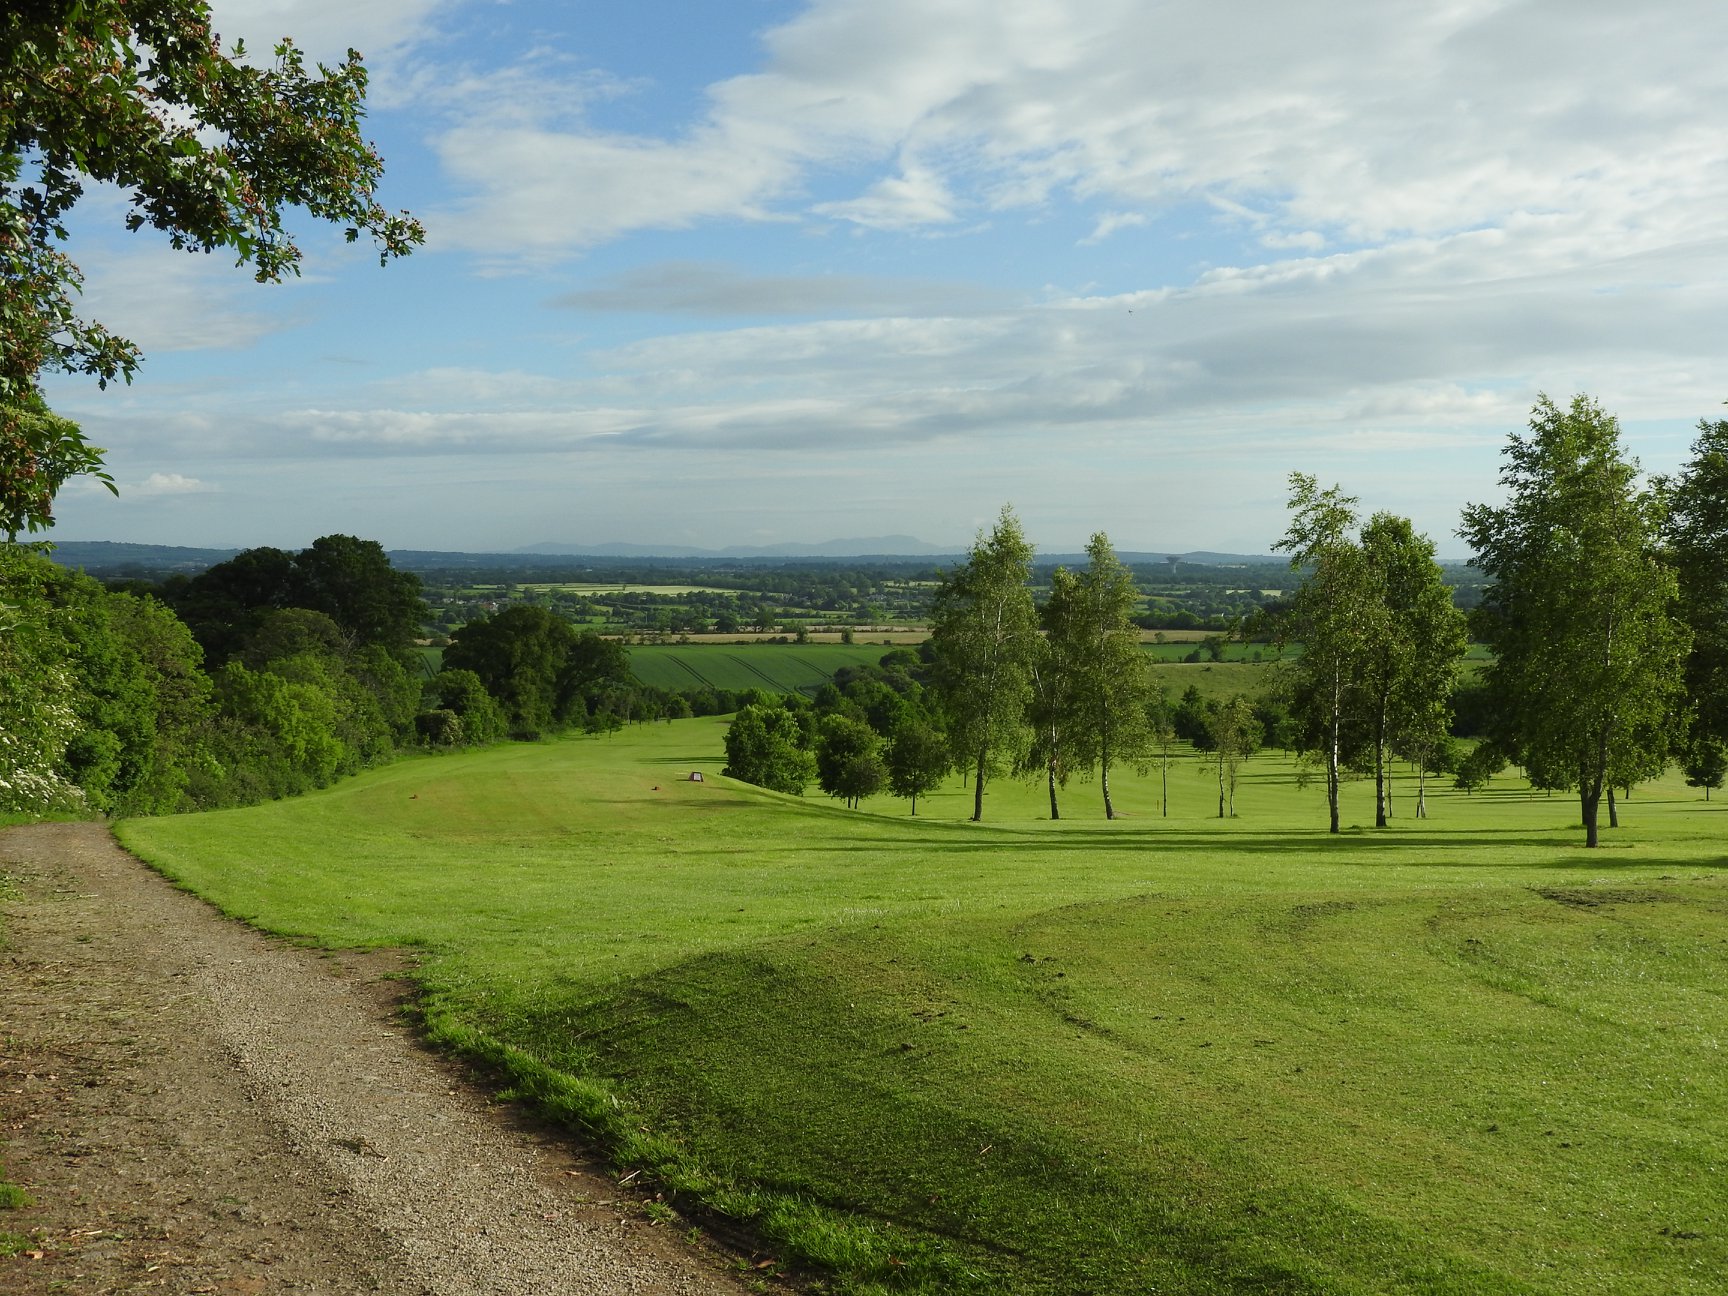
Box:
[41, 0, 1728, 556]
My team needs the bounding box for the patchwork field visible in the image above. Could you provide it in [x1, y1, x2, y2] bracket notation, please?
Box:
[117, 721, 1727, 1294]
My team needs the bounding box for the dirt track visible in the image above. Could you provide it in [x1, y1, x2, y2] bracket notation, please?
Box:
[0, 822, 751, 1295]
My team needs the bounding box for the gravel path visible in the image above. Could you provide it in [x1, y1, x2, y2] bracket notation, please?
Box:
[0, 822, 753, 1295]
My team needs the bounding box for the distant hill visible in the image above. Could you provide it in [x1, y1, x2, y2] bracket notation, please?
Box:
[45, 539, 1302, 578]
[48, 541, 239, 575]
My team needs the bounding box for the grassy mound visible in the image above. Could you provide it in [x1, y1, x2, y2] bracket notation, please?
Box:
[118, 720, 1728, 1293]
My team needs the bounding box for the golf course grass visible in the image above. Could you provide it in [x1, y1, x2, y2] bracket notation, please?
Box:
[116, 719, 1726, 1294]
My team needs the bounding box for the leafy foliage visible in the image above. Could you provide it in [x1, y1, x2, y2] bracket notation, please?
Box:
[1460, 394, 1689, 846]
[814, 714, 886, 808]
[0, 1, 422, 534]
[1664, 417, 1728, 759]
[928, 506, 1039, 821]
[723, 702, 815, 794]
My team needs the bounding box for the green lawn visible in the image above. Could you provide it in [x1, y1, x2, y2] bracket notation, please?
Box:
[115, 722, 1727, 1294]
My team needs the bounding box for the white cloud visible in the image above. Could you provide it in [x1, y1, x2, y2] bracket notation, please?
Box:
[550, 262, 1011, 316]
[422, 0, 1728, 276]
[131, 473, 217, 497]
[1082, 212, 1147, 245]
[813, 165, 961, 231]
[206, 0, 451, 67]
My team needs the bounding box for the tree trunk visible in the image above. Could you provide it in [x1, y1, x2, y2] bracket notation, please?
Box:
[1608, 785, 1618, 828]
[1415, 759, 1427, 820]
[1580, 762, 1604, 848]
[1101, 732, 1115, 820]
[1161, 756, 1169, 817]
[1218, 764, 1226, 819]
[1374, 706, 1388, 829]
[1048, 761, 1060, 820]
[972, 747, 987, 822]
[1327, 673, 1343, 834]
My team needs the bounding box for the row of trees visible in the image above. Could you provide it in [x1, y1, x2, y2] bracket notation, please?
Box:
[723, 650, 953, 812]
[1273, 478, 1468, 832]
[723, 400, 1727, 846]
[725, 518, 1201, 820]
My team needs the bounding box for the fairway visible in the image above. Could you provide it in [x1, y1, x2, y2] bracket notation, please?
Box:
[117, 722, 1727, 1295]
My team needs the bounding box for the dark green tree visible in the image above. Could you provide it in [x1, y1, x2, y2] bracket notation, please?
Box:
[1663, 417, 1728, 768]
[1682, 734, 1727, 801]
[1460, 394, 1689, 846]
[723, 703, 815, 795]
[928, 506, 1039, 822]
[814, 714, 887, 808]
[1, 1, 422, 537]
[423, 668, 507, 746]
[885, 717, 949, 815]
[556, 632, 635, 725]
[443, 605, 576, 736]
[293, 534, 427, 659]
[170, 545, 303, 665]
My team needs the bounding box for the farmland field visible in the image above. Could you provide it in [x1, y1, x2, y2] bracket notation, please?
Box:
[629, 642, 904, 694]
[117, 720, 1726, 1294]
[627, 640, 1289, 698]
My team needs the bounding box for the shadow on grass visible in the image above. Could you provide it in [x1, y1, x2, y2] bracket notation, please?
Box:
[800, 828, 1681, 867]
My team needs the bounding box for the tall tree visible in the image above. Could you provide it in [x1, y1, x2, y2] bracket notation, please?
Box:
[1460, 394, 1689, 847]
[1357, 513, 1468, 827]
[1025, 568, 1082, 819]
[723, 703, 816, 795]
[443, 605, 576, 736]
[1061, 533, 1154, 820]
[1205, 694, 1260, 818]
[1, 2, 422, 537]
[815, 714, 887, 809]
[1274, 475, 1374, 833]
[293, 534, 427, 660]
[1663, 417, 1728, 768]
[928, 506, 1039, 822]
[885, 717, 949, 815]
[1145, 687, 1177, 817]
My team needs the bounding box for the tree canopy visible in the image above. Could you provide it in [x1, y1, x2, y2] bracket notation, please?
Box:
[928, 506, 1040, 821]
[1460, 394, 1689, 847]
[1, 1, 422, 537]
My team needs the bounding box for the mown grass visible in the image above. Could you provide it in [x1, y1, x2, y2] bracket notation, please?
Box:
[116, 721, 1727, 1294]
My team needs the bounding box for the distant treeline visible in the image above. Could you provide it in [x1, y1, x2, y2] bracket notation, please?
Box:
[55, 542, 1487, 638]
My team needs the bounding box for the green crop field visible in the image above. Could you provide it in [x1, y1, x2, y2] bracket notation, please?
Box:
[630, 641, 1287, 700]
[117, 722, 1726, 1295]
[629, 642, 901, 694]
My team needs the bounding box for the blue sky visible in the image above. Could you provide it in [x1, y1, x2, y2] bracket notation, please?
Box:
[44, 0, 1728, 555]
